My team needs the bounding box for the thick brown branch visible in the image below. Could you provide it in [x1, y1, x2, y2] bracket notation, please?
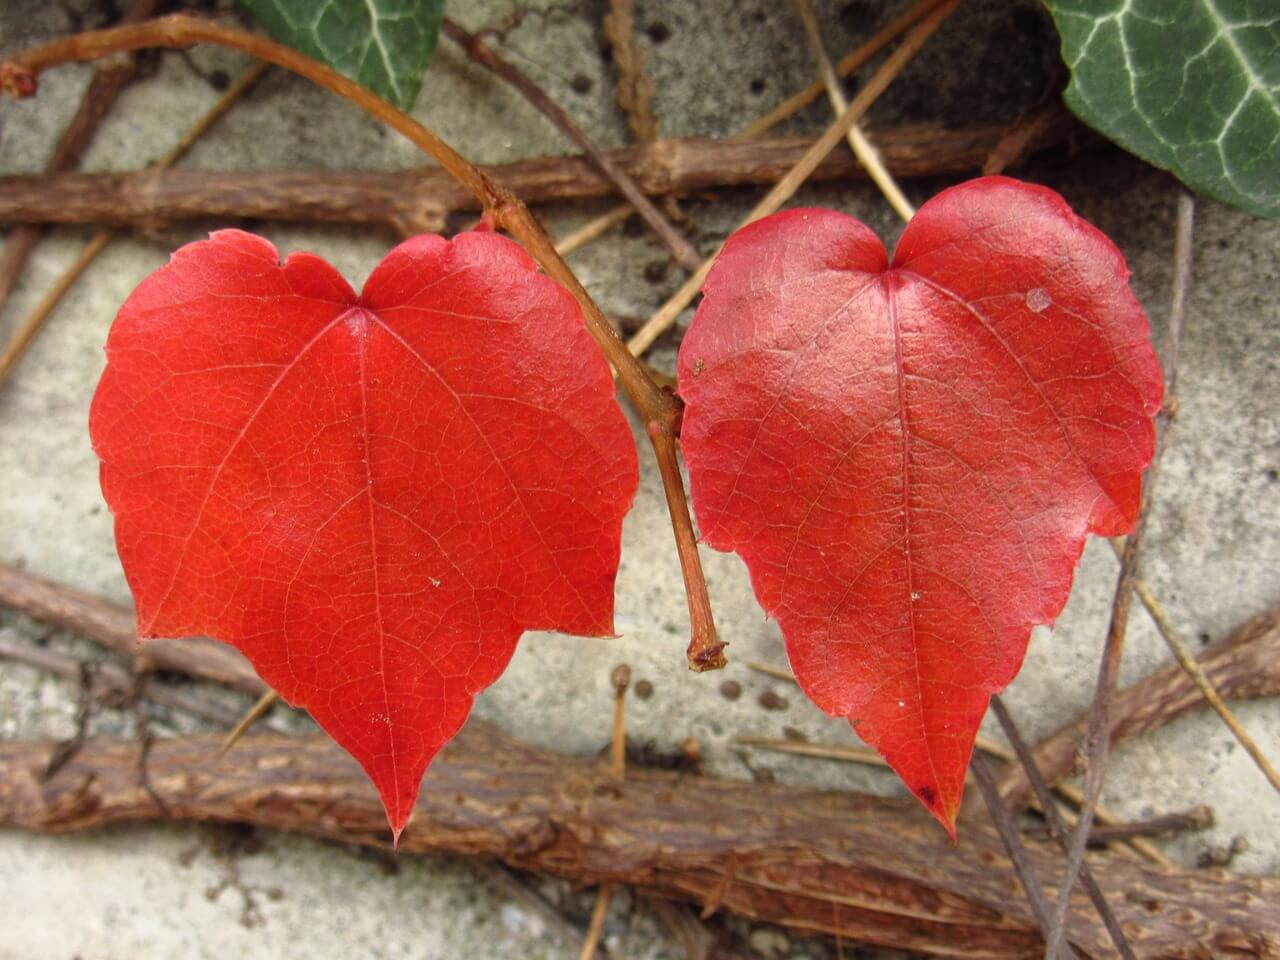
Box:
[0, 126, 1011, 232]
[997, 608, 1280, 808]
[0, 563, 265, 694]
[0, 728, 1276, 958]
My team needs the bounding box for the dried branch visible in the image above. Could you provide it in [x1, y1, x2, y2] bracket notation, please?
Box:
[0, 125, 1008, 231]
[738, 0, 953, 139]
[0, 0, 162, 312]
[603, 0, 657, 143]
[626, 1, 958, 358]
[997, 607, 1280, 808]
[557, 0, 954, 265]
[969, 752, 1074, 959]
[990, 696, 1136, 960]
[0, 627, 241, 727]
[440, 18, 700, 272]
[1, 729, 1277, 957]
[0, 61, 268, 390]
[0, 563, 266, 695]
[793, 0, 915, 221]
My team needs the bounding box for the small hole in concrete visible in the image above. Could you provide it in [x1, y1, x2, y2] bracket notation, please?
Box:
[646, 22, 671, 44]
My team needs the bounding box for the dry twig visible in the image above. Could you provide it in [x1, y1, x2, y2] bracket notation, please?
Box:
[626, 1, 958, 357]
[0, 126, 1014, 230]
[440, 18, 700, 272]
[0, 62, 269, 389]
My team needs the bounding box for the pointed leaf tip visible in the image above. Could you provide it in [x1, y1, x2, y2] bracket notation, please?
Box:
[679, 178, 1161, 833]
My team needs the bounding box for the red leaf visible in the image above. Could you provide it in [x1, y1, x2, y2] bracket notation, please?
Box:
[90, 229, 638, 839]
[677, 178, 1162, 835]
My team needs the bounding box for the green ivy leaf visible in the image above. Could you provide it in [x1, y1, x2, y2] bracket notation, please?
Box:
[240, 0, 444, 109]
[1044, 0, 1279, 219]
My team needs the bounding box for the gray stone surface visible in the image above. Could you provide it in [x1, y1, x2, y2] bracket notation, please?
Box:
[0, 1, 1277, 957]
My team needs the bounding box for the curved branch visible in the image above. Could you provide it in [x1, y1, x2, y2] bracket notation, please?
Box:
[0, 13, 719, 662]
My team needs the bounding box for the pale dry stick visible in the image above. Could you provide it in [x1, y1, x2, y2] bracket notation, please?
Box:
[970, 753, 1075, 959]
[579, 665, 633, 960]
[1043, 190, 1193, 960]
[744, 660, 795, 683]
[0, 61, 270, 390]
[0, 14, 721, 672]
[557, 205, 635, 257]
[738, 0, 952, 139]
[1114, 548, 1280, 796]
[440, 18, 701, 273]
[556, 0, 946, 262]
[626, 1, 958, 357]
[733, 734, 1173, 866]
[793, 0, 915, 222]
[990, 696, 1137, 960]
[579, 888, 614, 960]
[220, 689, 279, 755]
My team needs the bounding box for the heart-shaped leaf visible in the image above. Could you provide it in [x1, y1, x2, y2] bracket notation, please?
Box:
[1045, 0, 1280, 219]
[90, 229, 638, 838]
[677, 177, 1163, 834]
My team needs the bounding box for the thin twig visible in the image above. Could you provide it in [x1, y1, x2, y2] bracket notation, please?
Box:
[744, 660, 795, 683]
[553, 0, 947, 264]
[626, 1, 957, 357]
[1, 13, 719, 669]
[1081, 807, 1214, 845]
[1044, 188, 1192, 960]
[732, 732, 1173, 866]
[1117, 551, 1280, 796]
[738, 0, 952, 139]
[0, 0, 161, 314]
[440, 18, 700, 273]
[579, 884, 614, 960]
[970, 752, 1075, 959]
[793, 0, 915, 221]
[220, 689, 279, 755]
[0, 61, 269, 391]
[0, 627, 243, 727]
[990, 696, 1136, 960]
[557, 205, 635, 256]
[603, 0, 657, 143]
[477, 863, 606, 959]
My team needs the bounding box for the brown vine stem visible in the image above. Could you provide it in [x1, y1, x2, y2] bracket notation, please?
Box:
[1043, 188, 1192, 960]
[0, 61, 269, 391]
[626, 0, 957, 357]
[990, 696, 1136, 960]
[439, 18, 701, 273]
[0, 13, 721, 670]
